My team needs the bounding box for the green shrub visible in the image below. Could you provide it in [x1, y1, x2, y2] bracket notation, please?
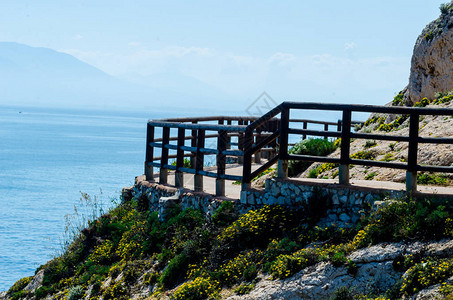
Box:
[35, 286, 50, 299]
[216, 205, 299, 251]
[392, 92, 404, 106]
[377, 114, 409, 132]
[172, 276, 219, 300]
[362, 198, 451, 243]
[330, 286, 354, 300]
[269, 248, 318, 279]
[160, 253, 189, 288]
[346, 259, 358, 276]
[363, 140, 377, 149]
[365, 172, 377, 180]
[9, 290, 31, 300]
[212, 250, 261, 286]
[380, 153, 395, 162]
[440, 2, 451, 14]
[212, 201, 237, 227]
[401, 259, 453, 295]
[414, 97, 431, 107]
[418, 173, 448, 186]
[288, 139, 336, 176]
[330, 251, 347, 267]
[234, 282, 255, 295]
[67, 285, 84, 300]
[308, 163, 338, 178]
[7, 276, 32, 295]
[102, 281, 127, 300]
[171, 158, 191, 168]
[350, 150, 375, 160]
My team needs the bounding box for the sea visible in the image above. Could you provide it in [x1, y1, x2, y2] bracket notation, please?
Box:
[0, 105, 160, 291]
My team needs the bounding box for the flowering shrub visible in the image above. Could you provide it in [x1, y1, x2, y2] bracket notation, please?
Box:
[214, 250, 262, 285]
[401, 259, 453, 295]
[269, 248, 318, 279]
[172, 276, 219, 300]
[308, 163, 338, 178]
[217, 205, 296, 249]
[89, 240, 115, 265]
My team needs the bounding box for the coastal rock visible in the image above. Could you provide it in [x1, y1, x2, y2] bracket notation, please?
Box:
[404, 1, 453, 105]
[226, 243, 416, 300]
[23, 269, 44, 292]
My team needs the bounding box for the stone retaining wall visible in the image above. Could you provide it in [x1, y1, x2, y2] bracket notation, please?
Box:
[125, 175, 406, 226]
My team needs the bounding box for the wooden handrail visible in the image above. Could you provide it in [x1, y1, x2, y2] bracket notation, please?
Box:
[145, 102, 453, 197]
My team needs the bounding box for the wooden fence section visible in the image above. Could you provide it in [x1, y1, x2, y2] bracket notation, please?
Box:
[145, 102, 453, 198]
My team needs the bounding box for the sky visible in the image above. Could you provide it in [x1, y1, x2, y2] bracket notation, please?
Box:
[0, 0, 447, 110]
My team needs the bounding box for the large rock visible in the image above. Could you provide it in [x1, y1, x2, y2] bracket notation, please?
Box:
[404, 1, 453, 105]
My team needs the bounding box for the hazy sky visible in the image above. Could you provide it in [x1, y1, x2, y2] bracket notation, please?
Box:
[0, 0, 446, 107]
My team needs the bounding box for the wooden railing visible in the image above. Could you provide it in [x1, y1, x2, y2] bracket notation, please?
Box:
[145, 101, 453, 197]
[144, 115, 353, 196]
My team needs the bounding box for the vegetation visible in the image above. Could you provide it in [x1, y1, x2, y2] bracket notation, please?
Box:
[308, 162, 338, 178]
[288, 138, 337, 176]
[440, 2, 452, 14]
[7, 191, 453, 299]
[417, 172, 448, 186]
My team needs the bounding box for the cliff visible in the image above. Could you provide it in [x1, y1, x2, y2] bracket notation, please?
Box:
[403, 1, 453, 105]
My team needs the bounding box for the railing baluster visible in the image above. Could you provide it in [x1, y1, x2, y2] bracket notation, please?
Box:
[194, 129, 205, 192]
[302, 121, 307, 140]
[191, 121, 197, 169]
[175, 127, 185, 187]
[339, 110, 351, 185]
[277, 106, 289, 178]
[216, 130, 227, 196]
[145, 123, 154, 181]
[241, 127, 254, 195]
[238, 120, 244, 164]
[324, 123, 329, 140]
[254, 130, 262, 163]
[160, 126, 170, 184]
[407, 113, 419, 193]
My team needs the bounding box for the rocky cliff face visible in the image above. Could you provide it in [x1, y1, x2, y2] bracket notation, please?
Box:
[404, 1, 453, 105]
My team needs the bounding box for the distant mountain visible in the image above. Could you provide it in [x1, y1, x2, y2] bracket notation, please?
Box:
[0, 42, 232, 112]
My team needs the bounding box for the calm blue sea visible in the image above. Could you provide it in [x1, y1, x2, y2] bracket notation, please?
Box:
[0, 105, 161, 291]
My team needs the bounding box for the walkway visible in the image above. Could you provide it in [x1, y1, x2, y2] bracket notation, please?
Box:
[153, 163, 453, 199]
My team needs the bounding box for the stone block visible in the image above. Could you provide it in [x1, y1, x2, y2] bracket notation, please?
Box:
[339, 213, 350, 222]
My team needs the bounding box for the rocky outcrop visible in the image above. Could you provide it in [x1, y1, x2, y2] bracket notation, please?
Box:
[227, 241, 453, 300]
[404, 1, 453, 105]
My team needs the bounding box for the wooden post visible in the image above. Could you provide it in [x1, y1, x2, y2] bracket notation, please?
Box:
[190, 121, 197, 169]
[339, 110, 351, 185]
[238, 120, 244, 164]
[406, 113, 419, 193]
[194, 129, 205, 192]
[254, 130, 262, 163]
[241, 127, 253, 203]
[175, 127, 185, 187]
[216, 130, 227, 196]
[337, 120, 342, 132]
[277, 106, 289, 179]
[302, 121, 307, 140]
[145, 123, 154, 181]
[159, 126, 170, 184]
[227, 120, 232, 150]
[324, 123, 329, 140]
